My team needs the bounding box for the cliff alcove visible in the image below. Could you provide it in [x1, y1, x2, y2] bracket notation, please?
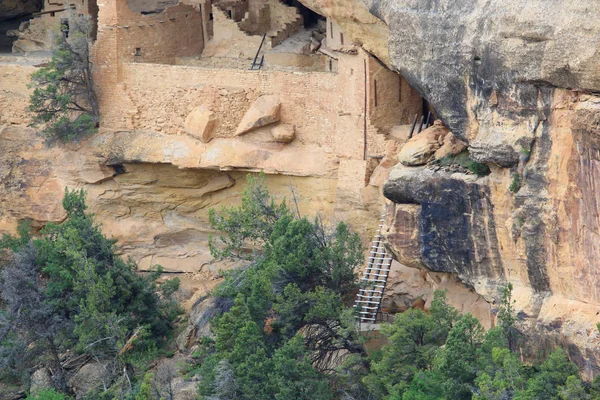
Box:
[2, 0, 600, 386]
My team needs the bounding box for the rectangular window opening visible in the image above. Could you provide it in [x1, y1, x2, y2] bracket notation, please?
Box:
[340, 32, 344, 45]
[330, 21, 333, 38]
[134, 47, 142, 56]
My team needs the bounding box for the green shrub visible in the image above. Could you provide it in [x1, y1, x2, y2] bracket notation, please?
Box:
[438, 150, 490, 176]
[26, 389, 68, 400]
[509, 173, 522, 193]
[467, 160, 491, 176]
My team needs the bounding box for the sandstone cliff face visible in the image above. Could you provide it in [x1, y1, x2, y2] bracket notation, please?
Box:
[4, 0, 600, 374]
[382, 90, 600, 377]
[300, 0, 600, 374]
[362, 0, 600, 144]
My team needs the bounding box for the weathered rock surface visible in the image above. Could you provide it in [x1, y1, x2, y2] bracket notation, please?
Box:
[433, 132, 467, 160]
[30, 368, 53, 394]
[300, 0, 390, 64]
[382, 90, 600, 377]
[271, 123, 295, 143]
[362, 0, 600, 147]
[0, 125, 375, 274]
[381, 261, 493, 329]
[68, 363, 107, 399]
[235, 95, 281, 136]
[397, 122, 448, 166]
[184, 106, 217, 143]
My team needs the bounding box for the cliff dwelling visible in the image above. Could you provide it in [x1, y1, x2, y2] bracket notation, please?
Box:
[0, 0, 424, 277]
[3, 0, 600, 395]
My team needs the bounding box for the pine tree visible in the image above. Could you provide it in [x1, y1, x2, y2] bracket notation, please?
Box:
[29, 14, 99, 142]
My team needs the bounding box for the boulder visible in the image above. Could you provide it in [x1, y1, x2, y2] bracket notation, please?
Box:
[12, 39, 45, 53]
[397, 121, 449, 166]
[68, 363, 106, 399]
[184, 106, 217, 143]
[171, 377, 199, 400]
[30, 368, 53, 394]
[271, 123, 295, 143]
[433, 132, 467, 160]
[235, 95, 281, 136]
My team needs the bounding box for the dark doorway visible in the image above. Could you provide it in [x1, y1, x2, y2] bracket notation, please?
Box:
[0, 15, 34, 53]
[281, 0, 324, 27]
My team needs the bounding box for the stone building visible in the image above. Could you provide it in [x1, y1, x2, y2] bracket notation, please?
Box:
[0, 0, 425, 275]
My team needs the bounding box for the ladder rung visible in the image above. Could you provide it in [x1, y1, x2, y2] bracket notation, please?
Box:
[355, 300, 381, 304]
[364, 269, 391, 273]
[357, 291, 383, 295]
[361, 278, 387, 283]
[364, 272, 391, 276]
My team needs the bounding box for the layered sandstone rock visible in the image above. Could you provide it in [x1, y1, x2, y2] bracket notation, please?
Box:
[361, 0, 600, 144]
[382, 90, 600, 377]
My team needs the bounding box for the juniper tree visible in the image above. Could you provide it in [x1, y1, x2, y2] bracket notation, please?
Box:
[195, 173, 366, 399]
[29, 13, 99, 142]
[0, 189, 179, 394]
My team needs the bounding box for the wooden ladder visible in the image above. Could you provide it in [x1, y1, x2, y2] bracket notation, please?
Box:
[354, 210, 393, 323]
[250, 33, 267, 70]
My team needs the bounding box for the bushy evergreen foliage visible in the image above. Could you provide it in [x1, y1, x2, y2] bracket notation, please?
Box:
[1, 176, 593, 399]
[193, 173, 365, 399]
[0, 189, 179, 394]
[365, 284, 592, 400]
[29, 14, 99, 142]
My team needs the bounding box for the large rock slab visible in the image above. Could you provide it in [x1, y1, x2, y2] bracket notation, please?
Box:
[235, 95, 281, 136]
[184, 106, 217, 143]
[397, 122, 448, 166]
